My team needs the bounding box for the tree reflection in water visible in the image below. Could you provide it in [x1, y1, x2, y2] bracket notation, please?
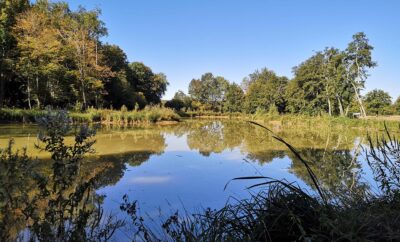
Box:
[183, 120, 367, 195]
[0, 119, 371, 241]
[0, 111, 124, 241]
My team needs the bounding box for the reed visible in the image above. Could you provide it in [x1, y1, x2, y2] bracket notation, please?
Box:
[0, 107, 180, 124]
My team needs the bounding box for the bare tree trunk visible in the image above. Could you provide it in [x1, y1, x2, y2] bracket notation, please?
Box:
[327, 97, 332, 116]
[324, 79, 332, 116]
[354, 58, 367, 117]
[81, 79, 87, 110]
[351, 82, 366, 117]
[35, 75, 40, 108]
[337, 95, 344, 117]
[0, 48, 5, 108]
[27, 77, 32, 110]
[0, 72, 5, 108]
[95, 38, 98, 66]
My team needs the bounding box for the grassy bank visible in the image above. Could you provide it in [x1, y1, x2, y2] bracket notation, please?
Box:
[184, 111, 400, 130]
[252, 113, 400, 130]
[2, 108, 397, 129]
[183, 110, 245, 118]
[0, 106, 180, 124]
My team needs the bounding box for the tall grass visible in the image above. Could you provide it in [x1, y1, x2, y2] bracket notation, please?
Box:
[93, 106, 180, 124]
[0, 107, 180, 124]
[0, 108, 46, 123]
[183, 110, 399, 130]
[251, 113, 400, 130]
[185, 110, 245, 118]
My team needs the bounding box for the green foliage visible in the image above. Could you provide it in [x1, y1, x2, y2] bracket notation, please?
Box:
[183, 32, 380, 118]
[0, 1, 168, 111]
[244, 68, 288, 114]
[165, 90, 193, 111]
[393, 96, 400, 114]
[101, 44, 138, 109]
[165, 98, 185, 111]
[364, 89, 392, 115]
[0, 4, 387, 119]
[129, 62, 169, 105]
[188, 73, 229, 111]
[344, 32, 377, 117]
[224, 83, 244, 113]
[0, 0, 30, 108]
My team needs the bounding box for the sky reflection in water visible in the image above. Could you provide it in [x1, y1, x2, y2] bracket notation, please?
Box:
[0, 120, 377, 235]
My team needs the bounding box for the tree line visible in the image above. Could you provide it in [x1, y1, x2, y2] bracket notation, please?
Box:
[0, 0, 168, 110]
[167, 32, 398, 117]
[2, 1, 396, 116]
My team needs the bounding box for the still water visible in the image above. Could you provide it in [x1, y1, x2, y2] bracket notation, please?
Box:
[0, 120, 379, 240]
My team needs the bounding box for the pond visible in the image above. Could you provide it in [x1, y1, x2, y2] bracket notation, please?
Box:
[0, 119, 380, 240]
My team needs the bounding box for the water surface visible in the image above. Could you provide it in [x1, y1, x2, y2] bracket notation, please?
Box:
[0, 120, 378, 240]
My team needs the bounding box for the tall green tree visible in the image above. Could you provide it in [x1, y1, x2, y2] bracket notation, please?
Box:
[101, 44, 136, 109]
[244, 68, 288, 114]
[169, 90, 192, 111]
[394, 96, 400, 114]
[224, 83, 244, 113]
[13, 2, 66, 108]
[165, 91, 185, 111]
[57, 5, 111, 109]
[129, 62, 168, 105]
[286, 53, 326, 115]
[345, 32, 377, 117]
[188, 78, 206, 103]
[188, 73, 229, 111]
[322, 48, 355, 116]
[0, 0, 29, 107]
[364, 89, 392, 115]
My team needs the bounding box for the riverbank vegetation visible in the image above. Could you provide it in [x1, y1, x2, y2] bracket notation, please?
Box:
[0, 106, 180, 123]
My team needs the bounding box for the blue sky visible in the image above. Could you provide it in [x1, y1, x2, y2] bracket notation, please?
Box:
[62, 0, 399, 100]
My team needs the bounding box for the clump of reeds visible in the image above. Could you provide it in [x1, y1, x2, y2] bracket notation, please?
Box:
[0, 106, 180, 124]
[0, 108, 46, 122]
[72, 106, 180, 124]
